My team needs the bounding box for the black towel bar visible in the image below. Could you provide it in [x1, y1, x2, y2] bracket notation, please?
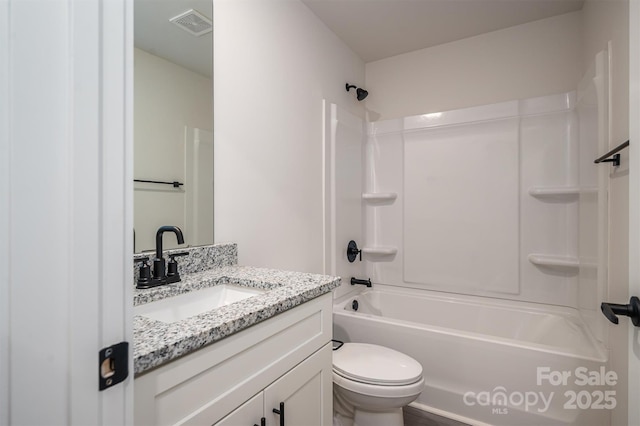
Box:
[134, 179, 184, 188]
[594, 140, 629, 167]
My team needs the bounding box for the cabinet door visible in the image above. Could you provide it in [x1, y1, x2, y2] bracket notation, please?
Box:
[264, 344, 332, 426]
[215, 392, 263, 426]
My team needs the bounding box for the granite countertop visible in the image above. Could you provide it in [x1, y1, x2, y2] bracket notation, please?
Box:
[134, 265, 340, 375]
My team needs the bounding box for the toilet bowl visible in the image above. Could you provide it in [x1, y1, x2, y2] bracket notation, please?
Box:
[332, 343, 425, 426]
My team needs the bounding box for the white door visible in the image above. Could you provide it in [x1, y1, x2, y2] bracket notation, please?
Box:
[629, 0, 640, 424]
[0, 0, 134, 424]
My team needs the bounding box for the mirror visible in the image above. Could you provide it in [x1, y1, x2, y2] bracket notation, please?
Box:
[133, 0, 213, 253]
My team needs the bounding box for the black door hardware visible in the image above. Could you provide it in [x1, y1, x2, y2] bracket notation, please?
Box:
[351, 277, 371, 287]
[273, 402, 285, 426]
[253, 418, 266, 426]
[347, 240, 362, 262]
[273, 402, 284, 426]
[99, 342, 129, 391]
[601, 296, 640, 326]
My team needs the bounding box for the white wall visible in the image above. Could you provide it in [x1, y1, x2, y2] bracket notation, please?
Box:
[582, 1, 630, 425]
[213, 0, 365, 273]
[365, 12, 582, 121]
[134, 48, 212, 252]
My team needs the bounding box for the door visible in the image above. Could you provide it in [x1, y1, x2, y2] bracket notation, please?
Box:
[629, 0, 640, 424]
[215, 393, 264, 426]
[0, 0, 134, 424]
[264, 344, 333, 426]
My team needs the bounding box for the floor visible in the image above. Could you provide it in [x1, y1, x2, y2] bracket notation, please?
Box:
[403, 406, 470, 426]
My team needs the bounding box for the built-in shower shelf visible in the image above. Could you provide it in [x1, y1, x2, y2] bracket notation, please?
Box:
[362, 246, 398, 256]
[528, 254, 579, 268]
[362, 192, 398, 203]
[528, 187, 597, 198]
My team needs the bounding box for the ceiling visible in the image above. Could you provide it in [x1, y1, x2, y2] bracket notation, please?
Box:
[134, 0, 213, 78]
[302, 0, 584, 63]
[134, 0, 584, 75]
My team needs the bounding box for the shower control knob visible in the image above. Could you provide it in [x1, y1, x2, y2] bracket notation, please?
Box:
[347, 240, 362, 262]
[601, 297, 640, 326]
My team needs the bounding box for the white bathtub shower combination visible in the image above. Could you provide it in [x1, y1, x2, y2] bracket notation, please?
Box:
[325, 52, 613, 426]
[333, 286, 609, 426]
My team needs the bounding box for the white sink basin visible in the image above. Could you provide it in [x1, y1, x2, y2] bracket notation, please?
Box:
[135, 284, 266, 323]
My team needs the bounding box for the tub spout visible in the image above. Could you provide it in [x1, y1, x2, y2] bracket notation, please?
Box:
[351, 277, 372, 287]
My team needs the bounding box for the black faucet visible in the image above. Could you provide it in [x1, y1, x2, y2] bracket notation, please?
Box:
[152, 226, 185, 284]
[135, 226, 187, 289]
[156, 226, 184, 259]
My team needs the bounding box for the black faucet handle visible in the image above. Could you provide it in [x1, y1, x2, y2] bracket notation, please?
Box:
[167, 260, 179, 277]
[166, 252, 188, 283]
[168, 251, 189, 259]
[136, 257, 152, 288]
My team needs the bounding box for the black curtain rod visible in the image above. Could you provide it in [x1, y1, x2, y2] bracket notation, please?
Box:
[594, 140, 629, 167]
[134, 179, 184, 188]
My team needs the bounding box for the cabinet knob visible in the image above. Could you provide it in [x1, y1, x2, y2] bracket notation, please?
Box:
[272, 402, 285, 426]
[253, 417, 266, 426]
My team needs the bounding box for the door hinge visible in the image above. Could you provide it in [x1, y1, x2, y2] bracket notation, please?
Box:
[99, 341, 129, 391]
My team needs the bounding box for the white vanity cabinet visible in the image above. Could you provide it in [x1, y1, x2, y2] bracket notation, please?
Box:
[134, 293, 333, 426]
[216, 344, 331, 426]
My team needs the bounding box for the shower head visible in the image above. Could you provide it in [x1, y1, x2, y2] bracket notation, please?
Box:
[346, 83, 368, 101]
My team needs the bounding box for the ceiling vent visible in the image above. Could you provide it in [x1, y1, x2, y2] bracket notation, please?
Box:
[169, 9, 213, 37]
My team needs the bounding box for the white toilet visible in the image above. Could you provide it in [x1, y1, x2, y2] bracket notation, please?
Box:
[332, 342, 425, 426]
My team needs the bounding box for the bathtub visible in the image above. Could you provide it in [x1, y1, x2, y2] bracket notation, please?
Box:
[333, 285, 612, 426]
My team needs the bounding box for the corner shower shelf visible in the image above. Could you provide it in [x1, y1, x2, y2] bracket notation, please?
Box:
[528, 187, 597, 198]
[528, 254, 579, 269]
[362, 192, 398, 203]
[361, 246, 398, 256]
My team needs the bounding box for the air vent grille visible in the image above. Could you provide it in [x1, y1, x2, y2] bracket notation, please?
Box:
[169, 9, 212, 37]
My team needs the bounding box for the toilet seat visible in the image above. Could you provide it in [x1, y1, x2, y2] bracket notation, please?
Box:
[333, 343, 423, 386]
[333, 370, 426, 398]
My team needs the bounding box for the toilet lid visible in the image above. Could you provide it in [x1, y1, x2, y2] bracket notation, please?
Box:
[332, 343, 423, 386]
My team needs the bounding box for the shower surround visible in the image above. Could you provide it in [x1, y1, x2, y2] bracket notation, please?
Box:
[364, 92, 594, 305]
